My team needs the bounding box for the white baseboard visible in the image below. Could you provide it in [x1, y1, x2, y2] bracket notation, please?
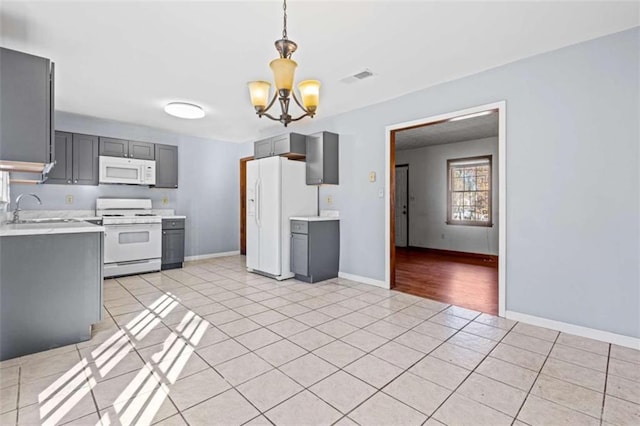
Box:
[506, 310, 640, 350]
[185, 251, 240, 262]
[338, 272, 388, 289]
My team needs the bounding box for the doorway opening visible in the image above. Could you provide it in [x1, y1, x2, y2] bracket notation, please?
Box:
[239, 156, 254, 255]
[386, 102, 506, 316]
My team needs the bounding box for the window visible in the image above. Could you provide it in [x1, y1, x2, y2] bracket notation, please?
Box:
[447, 155, 492, 226]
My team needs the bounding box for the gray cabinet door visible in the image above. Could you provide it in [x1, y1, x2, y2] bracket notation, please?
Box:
[73, 134, 99, 185]
[46, 132, 73, 184]
[271, 135, 290, 156]
[162, 229, 185, 265]
[99, 137, 129, 158]
[291, 233, 309, 276]
[254, 138, 273, 159]
[155, 144, 178, 188]
[129, 141, 155, 160]
[0, 48, 53, 164]
[306, 131, 339, 185]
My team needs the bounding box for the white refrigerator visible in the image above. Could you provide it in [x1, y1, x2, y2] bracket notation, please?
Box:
[246, 156, 317, 280]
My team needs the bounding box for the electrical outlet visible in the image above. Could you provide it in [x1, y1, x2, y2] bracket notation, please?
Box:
[326, 195, 333, 205]
[65, 195, 73, 205]
[369, 171, 376, 182]
[162, 195, 169, 205]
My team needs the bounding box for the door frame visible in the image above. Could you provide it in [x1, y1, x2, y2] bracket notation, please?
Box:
[239, 156, 254, 255]
[395, 164, 409, 248]
[386, 101, 507, 317]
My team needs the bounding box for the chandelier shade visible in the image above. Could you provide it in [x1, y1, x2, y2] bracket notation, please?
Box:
[247, 0, 320, 126]
[297, 80, 320, 110]
[269, 58, 298, 92]
[247, 81, 272, 109]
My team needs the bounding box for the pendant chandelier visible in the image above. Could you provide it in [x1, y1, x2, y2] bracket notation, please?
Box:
[247, 0, 320, 127]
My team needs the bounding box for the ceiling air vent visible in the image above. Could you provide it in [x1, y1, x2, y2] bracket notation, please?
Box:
[340, 69, 375, 84]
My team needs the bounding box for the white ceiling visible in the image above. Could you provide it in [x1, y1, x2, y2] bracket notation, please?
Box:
[1, 1, 637, 143]
[395, 112, 498, 151]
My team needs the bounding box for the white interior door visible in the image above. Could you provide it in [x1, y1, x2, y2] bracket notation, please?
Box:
[258, 157, 282, 275]
[246, 160, 260, 270]
[395, 165, 409, 247]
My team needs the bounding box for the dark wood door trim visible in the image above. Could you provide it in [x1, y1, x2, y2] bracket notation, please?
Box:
[240, 156, 254, 255]
[390, 131, 396, 288]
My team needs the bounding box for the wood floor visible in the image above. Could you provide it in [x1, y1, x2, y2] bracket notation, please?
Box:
[394, 247, 498, 315]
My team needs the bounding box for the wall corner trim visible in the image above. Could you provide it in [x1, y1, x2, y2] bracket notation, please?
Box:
[185, 251, 241, 262]
[338, 271, 388, 289]
[505, 310, 640, 350]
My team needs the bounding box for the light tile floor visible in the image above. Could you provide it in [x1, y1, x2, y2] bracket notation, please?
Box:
[1, 255, 639, 425]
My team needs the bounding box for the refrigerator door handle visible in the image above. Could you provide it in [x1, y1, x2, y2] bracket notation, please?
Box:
[256, 178, 261, 227]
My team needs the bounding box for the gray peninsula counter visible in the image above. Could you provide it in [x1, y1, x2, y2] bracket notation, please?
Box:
[0, 220, 104, 361]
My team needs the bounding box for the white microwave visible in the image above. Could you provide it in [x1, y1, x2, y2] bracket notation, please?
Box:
[99, 156, 156, 185]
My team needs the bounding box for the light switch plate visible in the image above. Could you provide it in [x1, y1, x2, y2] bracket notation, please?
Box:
[162, 195, 169, 205]
[369, 171, 376, 182]
[378, 188, 384, 198]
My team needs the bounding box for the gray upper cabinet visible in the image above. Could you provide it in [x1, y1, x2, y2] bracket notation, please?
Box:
[47, 132, 99, 185]
[306, 131, 339, 185]
[99, 137, 128, 158]
[254, 139, 273, 159]
[0, 47, 54, 165]
[72, 134, 99, 185]
[254, 133, 306, 159]
[100, 138, 156, 160]
[47, 132, 73, 184]
[129, 141, 155, 160]
[155, 144, 178, 188]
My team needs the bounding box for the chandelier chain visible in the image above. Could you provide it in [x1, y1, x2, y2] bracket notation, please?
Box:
[282, 0, 288, 40]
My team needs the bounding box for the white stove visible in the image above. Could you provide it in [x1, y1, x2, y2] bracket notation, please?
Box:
[96, 198, 162, 277]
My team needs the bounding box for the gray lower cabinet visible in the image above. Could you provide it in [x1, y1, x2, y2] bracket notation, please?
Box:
[0, 47, 54, 165]
[0, 231, 103, 361]
[99, 138, 155, 160]
[290, 219, 340, 283]
[254, 133, 306, 159]
[162, 219, 185, 270]
[47, 132, 99, 185]
[155, 144, 179, 188]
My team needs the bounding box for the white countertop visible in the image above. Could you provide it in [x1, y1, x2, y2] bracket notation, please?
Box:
[162, 215, 187, 219]
[290, 216, 340, 222]
[0, 220, 105, 237]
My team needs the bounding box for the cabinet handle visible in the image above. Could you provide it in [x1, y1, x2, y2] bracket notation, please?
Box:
[163, 231, 166, 235]
[74, 179, 78, 183]
[67, 179, 71, 184]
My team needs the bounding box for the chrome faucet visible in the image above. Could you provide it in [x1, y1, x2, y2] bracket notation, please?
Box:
[12, 193, 42, 223]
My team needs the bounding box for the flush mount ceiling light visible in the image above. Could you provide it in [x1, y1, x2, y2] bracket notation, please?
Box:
[247, 0, 320, 127]
[164, 102, 205, 119]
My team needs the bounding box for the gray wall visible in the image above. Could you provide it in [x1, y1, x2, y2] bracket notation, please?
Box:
[9, 111, 243, 257]
[256, 28, 639, 338]
[396, 137, 499, 255]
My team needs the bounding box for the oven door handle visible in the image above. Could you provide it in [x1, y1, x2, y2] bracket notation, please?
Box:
[104, 223, 161, 228]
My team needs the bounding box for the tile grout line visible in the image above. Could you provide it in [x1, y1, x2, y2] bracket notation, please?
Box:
[599, 343, 611, 426]
[510, 332, 559, 425]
